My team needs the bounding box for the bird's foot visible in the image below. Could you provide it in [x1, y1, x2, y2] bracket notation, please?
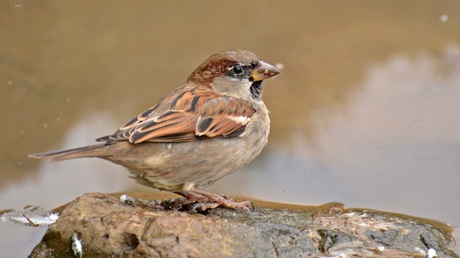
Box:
[119, 190, 254, 212]
[179, 188, 254, 211]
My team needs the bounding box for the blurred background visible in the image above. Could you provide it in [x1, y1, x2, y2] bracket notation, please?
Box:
[1, 1, 460, 256]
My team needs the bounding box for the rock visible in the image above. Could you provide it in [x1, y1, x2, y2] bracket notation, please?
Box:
[30, 193, 457, 257]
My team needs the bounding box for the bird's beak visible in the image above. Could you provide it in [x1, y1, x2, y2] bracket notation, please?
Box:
[250, 61, 281, 81]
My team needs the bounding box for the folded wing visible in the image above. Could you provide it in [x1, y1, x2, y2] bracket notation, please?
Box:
[97, 85, 256, 144]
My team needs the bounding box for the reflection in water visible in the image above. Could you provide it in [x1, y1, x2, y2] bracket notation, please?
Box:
[2, 1, 460, 254]
[1, 47, 460, 256]
[212, 47, 460, 229]
[0, 113, 140, 257]
[2, 47, 460, 256]
[0, 113, 137, 211]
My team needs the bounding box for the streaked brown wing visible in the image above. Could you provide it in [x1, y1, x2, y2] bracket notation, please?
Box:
[98, 85, 256, 144]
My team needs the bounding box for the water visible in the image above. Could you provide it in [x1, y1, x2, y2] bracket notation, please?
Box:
[1, 1, 460, 256]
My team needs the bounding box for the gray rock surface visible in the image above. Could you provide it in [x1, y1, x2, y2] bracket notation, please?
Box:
[30, 193, 457, 257]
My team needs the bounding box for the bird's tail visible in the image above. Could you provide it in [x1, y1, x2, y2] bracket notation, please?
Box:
[28, 144, 109, 161]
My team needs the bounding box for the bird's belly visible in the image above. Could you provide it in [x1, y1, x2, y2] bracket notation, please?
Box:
[106, 135, 267, 191]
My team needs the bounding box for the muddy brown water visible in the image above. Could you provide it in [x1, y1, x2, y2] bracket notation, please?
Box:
[1, 1, 460, 256]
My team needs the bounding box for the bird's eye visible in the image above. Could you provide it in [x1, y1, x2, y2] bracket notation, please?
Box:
[232, 64, 244, 75]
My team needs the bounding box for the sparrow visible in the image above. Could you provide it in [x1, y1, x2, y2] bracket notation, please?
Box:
[29, 49, 281, 210]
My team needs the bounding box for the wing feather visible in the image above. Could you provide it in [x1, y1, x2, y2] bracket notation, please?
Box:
[98, 85, 255, 144]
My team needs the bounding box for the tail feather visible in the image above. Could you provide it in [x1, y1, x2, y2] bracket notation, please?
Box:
[28, 144, 108, 161]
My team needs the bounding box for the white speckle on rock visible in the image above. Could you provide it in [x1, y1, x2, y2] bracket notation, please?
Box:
[72, 232, 83, 258]
[48, 213, 59, 221]
[426, 248, 437, 258]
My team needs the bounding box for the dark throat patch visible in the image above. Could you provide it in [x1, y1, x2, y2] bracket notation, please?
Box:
[250, 81, 263, 101]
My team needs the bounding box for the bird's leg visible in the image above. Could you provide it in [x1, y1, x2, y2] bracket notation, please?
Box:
[180, 188, 254, 211]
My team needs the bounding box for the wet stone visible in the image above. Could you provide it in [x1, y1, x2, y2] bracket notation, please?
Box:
[29, 193, 457, 257]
